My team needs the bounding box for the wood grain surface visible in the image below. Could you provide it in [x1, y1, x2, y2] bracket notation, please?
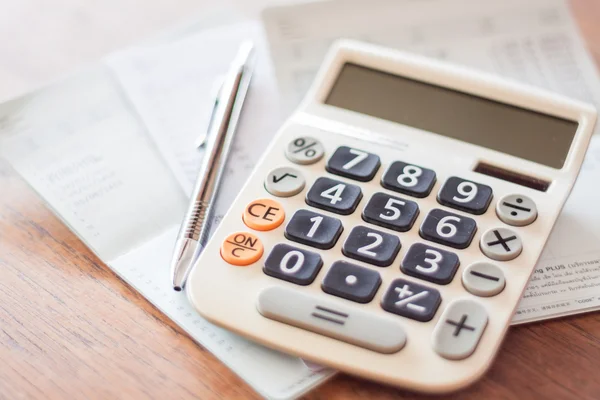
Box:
[1, 1, 600, 399]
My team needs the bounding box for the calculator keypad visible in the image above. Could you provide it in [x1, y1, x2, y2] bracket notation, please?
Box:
[381, 279, 441, 322]
[285, 209, 343, 249]
[342, 225, 401, 267]
[321, 261, 382, 303]
[437, 177, 493, 215]
[326, 146, 381, 182]
[381, 161, 436, 198]
[401, 243, 460, 285]
[264, 243, 323, 285]
[362, 192, 419, 232]
[306, 177, 362, 215]
[420, 208, 477, 249]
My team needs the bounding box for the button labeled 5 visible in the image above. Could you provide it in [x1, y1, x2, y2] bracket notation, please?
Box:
[243, 198, 285, 231]
[362, 192, 419, 232]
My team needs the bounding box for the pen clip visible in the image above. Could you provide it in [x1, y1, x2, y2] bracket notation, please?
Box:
[196, 76, 225, 149]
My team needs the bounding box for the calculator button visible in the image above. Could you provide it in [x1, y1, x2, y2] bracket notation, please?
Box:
[284, 209, 343, 250]
[437, 177, 493, 215]
[381, 161, 436, 198]
[362, 192, 419, 232]
[265, 166, 306, 197]
[462, 262, 506, 297]
[306, 177, 362, 215]
[401, 243, 460, 285]
[496, 194, 538, 226]
[321, 261, 382, 303]
[480, 227, 522, 261]
[381, 279, 441, 322]
[419, 209, 477, 249]
[432, 299, 488, 360]
[243, 199, 285, 231]
[220, 232, 264, 266]
[342, 226, 401, 267]
[257, 286, 406, 354]
[263, 244, 323, 285]
[286, 137, 325, 165]
[326, 146, 381, 182]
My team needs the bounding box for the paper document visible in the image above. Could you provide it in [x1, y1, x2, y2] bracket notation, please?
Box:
[0, 22, 333, 400]
[261, 0, 600, 323]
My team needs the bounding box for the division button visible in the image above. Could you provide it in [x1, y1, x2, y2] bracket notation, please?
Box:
[326, 146, 381, 182]
[220, 232, 264, 266]
[480, 227, 522, 261]
[285, 137, 325, 165]
[432, 299, 488, 360]
[263, 243, 323, 285]
[321, 261, 382, 303]
[496, 194, 537, 226]
[462, 262, 506, 297]
[257, 286, 407, 354]
[243, 198, 285, 231]
[381, 279, 441, 322]
[265, 166, 306, 197]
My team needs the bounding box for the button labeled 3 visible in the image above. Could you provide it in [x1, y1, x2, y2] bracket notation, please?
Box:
[432, 299, 488, 360]
[401, 243, 459, 285]
[265, 166, 306, 197]
[243, 198, 285, 231]
[257, 286, 406, 354]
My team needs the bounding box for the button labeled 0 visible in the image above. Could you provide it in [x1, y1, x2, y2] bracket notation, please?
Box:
[221, 232, 264, 266]
[243, 198, 285, 231]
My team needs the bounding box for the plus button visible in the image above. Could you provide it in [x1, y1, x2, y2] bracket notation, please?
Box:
[445, 314, 475, 336]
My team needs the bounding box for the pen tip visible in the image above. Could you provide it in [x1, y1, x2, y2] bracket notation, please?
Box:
[174, 286, 183, 292]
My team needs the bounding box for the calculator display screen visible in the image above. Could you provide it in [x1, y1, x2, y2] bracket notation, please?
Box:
[325, 63, 579, 168]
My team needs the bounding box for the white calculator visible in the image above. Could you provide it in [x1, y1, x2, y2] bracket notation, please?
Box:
[187, 40, 596, 392]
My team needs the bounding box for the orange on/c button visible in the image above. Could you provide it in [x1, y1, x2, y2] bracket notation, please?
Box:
[221, 232, 264, 266]
[243, 198, 285, 231]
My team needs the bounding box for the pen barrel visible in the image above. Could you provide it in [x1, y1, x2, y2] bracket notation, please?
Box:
[181, 199, 212, 241]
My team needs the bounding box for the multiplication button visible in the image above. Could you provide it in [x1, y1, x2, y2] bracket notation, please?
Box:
[496, 194, 537, 226]
[462, 262, 505, 297]
[322, 261, 382, 303]
[264, 244, 323, 285]
[480, 227, 522, 261]
[286, 137, 325, 165]
[265, 167, 306, 197]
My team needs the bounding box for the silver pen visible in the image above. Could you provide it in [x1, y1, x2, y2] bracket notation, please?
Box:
[171, 41, 255, 291]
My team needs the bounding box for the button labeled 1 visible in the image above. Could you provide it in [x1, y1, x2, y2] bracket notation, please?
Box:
[284, 209, 343, 249]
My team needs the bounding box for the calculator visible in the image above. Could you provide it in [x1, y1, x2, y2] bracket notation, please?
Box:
[187, 40, 596, 392]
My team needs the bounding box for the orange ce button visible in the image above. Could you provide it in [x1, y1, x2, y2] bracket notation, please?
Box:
[242, 198, 285, 231]
[221, 232, 264, 266]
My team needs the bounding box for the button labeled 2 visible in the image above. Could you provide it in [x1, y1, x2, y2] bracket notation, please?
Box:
[342, 226, 401, 267]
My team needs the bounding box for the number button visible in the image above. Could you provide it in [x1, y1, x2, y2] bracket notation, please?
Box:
[286, 137, 325, 165]
[263, 244, 323, 285]
[321, 261, 382, 303]
[326, 146, 381, 182]
[419, 209, 477, 249]
[381, 161, 436, 198]
[401, 243, 460, 285]
[362, 192, 419, 232]
[284, 209, 343, 249]
[342, 226, 401, 267]
[381, 279, 441, 322]
[306, 177, 362, 215]
[437, 177, 493, 215]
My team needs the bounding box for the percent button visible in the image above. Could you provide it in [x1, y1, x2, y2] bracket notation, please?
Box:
[285, 137, 325, 165]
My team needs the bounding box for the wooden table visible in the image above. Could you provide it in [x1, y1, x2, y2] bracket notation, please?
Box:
[1, 1, 600, 399]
